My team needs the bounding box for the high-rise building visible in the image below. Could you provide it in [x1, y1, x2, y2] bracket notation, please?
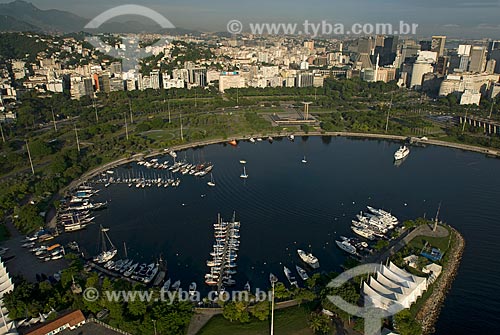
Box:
[304, 41, 315, 50]
[458, 45, 472, 57]
[150, 70, 162, 90]
[410, 51, 437, 89]
[419, 40, 431, 51]
[83, 78, 94, 96]
[97, 74, 110, 93]
[296, 73, 314, 87]
[486, 59, 497, 74]
[436, 56, 450, 76]
[375, 35, 385, 47]
[380, 36, 398, 66]
[469, 46, 488, 73]
[489, 49, 500, 73]
[487, 40, 500, 54]
[431, 36, 447, 57]
[109, 62, 122, 75]
[358, 37, 373, 54]
[459, 56, 470, 72]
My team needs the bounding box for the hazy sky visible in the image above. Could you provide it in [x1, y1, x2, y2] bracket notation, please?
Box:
[2, 0, 500, 38]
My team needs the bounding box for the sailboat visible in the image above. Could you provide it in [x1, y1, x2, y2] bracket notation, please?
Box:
[240, 166, 248, 179]
[207, 173, 216, 187]
[301, 156, 307, 163]
[93, 225, 117, 264]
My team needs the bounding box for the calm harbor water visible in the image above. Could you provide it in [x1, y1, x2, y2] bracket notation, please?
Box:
[58, 136, 500, 334]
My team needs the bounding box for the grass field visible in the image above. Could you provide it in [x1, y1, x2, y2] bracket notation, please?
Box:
[408, 227, 452, 253]
[198, 305, 314, 335]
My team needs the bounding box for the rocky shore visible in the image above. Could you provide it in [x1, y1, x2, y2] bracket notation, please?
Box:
[416, 227, 466, 334]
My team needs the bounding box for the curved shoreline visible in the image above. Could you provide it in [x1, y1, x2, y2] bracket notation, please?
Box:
[49, 131, 498, 226]
[75, 131, 499, 183]
[416, 226, 465, 334]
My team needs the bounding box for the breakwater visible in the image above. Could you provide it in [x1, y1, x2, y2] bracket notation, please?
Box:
[416, 227, 465, 334]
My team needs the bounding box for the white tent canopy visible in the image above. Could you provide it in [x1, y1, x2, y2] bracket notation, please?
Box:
[363, 263, 427, 311]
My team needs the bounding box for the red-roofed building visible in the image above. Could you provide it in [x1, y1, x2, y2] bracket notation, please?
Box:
[23, 310, 86, 335]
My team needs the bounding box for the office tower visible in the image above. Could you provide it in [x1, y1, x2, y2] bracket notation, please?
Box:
[420, 40, 431, 51]
[83, 78, 94, 96]
[375, 35, 385, 47]
[410, 51, 436, 89]
[98, 74, 110, 93]
[436, 56, 450, 76]
[487, 40, 500, 54]
[358, 37, 373, 54]
[380, 35, 398, 66]
[486, 59, 497, 74]
[489, 49, 500, 73]
[469, 46, 488, 73]
[431, 36, 446, 57]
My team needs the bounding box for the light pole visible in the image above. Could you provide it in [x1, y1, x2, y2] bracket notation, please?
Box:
[269, 273, 278, 335]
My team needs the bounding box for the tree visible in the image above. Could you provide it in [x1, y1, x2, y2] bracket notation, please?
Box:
[308, 312, 331, 334]
[294, 288, 316, 304]
[274, 282, 292, 299]
[250, 300, 270, 321]
[374, 240, 389, 251]
[127, 298, 147, 317]
[222, 301, 250, 323]
[394, 310, 422, 335]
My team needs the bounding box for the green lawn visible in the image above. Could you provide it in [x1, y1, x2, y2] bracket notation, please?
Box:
[408, 229, 452, 253]
[198, 305, 314, 335]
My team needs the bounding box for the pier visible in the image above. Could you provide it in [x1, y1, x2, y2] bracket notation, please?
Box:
[205, 213, 241, 293]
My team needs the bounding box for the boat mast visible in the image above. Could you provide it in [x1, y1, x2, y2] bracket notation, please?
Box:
[124, 241, 128, 258]
[104, 228, 115, 250]
[433, 202, 441, 232]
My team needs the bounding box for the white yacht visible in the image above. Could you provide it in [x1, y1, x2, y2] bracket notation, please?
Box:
[351, 227, 376, 241]
[394, 146, 410, 160]
[335, 240, 357, 255]
[297, 249, 320, 269]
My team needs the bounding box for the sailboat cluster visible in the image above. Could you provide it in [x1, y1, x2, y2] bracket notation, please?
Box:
[57, 185, 106, 233]
[205, 213, 241, 289]
[95, 155, 214, 188]
[90, 226, 168, 285]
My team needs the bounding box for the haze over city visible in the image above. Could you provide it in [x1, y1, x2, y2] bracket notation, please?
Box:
[0, 0, 499, 37]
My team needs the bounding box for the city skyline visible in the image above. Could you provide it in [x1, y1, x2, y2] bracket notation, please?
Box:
[0, 0, 500, 38]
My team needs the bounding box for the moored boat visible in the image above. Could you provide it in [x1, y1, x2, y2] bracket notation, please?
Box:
[297, 249, 320, 269]
[295, 265, 309, 281]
